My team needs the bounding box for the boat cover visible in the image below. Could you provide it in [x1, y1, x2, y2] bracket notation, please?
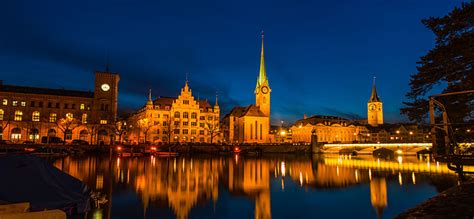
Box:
[0, 155, 91, 214]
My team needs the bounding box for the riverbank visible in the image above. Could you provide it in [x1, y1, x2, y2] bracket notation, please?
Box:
[396, 178, 474, 218]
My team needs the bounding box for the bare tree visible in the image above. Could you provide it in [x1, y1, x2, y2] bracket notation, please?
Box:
[0, 115, 11, 141]
[113, 119, 128, 144]
[205, 117, 220, 144]
[56, 115, 80, 144]
[85, 123, 101, 145]
[137, 118, 154, 143]
[163, 115, 178, 144]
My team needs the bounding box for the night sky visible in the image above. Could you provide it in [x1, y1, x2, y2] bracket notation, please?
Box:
[0, 0, 465, 125]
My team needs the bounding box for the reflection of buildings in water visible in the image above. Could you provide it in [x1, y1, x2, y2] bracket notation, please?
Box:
[370, 177, 387, 219]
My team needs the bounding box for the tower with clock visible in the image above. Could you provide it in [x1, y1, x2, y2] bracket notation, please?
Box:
[367, 78, 383, 126]
[255, 31, 271, 117]
[92, 71, 120, 124]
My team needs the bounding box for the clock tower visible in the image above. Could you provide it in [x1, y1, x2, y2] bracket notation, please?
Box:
[255, 32, 271, 117]
[367, 78, 383, 126]
[92, 71, 120, 124]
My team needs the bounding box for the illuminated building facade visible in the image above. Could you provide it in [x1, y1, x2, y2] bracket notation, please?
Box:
[290, 115, 360, 143]
[127, 80, 220, 144]
[0, 71, 119, 144]
[223, 33, 271, 143]
[367, 78, 383, 126]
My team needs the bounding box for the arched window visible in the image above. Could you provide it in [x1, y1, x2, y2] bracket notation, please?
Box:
[174, 111, 180, 118]
[66, 113, 73, 119]
[32, 111, 40, 122]
[29, 128, 39, 141]
[14, 111, 22, 121]
[0, 109, 3, 121]
[11, 127, 21, 141]
[79, 130, 88, 141]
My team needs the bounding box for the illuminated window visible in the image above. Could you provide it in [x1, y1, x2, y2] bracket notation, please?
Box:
[14, 110, 22, 121]
[21, 101, 26, 107]
[182, 129, 188, 134]
[49, 113, 57, 122]
[82, 114, 87, 124]
[183, 112, 188, 118]
[80, 104, 85, 110]
[200, 123, 204, 128]
[199, 130, 204, 135]
[32, 111, 40, 122]
[100, 120, 107, 124]
[66, 113, 73, 119]
[0, 109, 3, 120]
[191, 122, 196, 126]
[2, 99, 7, 106]
[12, 101, 18, 106]
[183, 121, 188, 126]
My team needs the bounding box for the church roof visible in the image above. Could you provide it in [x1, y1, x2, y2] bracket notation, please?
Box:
[368, 79, 381, 103]
[226, 104, 267, 118]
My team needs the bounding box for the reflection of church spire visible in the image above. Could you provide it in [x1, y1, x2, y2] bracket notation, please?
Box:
[370, 177, 387, 219]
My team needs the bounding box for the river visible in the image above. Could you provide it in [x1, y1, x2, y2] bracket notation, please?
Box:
[52, 154, 459, 219]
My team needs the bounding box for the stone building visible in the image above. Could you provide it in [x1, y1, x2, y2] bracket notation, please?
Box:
[222, 33, 271, 144]
[290, 115, 360, 144]
[0, 71, 119, 144]
[126, 81, 220, 144]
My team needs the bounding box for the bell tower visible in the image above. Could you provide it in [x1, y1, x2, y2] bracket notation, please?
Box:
[255, 31, 271, 117]
[367, 77, 383, 126]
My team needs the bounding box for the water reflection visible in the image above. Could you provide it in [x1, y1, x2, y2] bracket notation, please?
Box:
[53, 155, 459, 219]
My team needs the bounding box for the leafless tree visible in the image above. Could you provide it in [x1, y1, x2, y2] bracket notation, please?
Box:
[205, 117, 220, 144]
[113, 119, 128, 144]
[56, 115, 80, 144]
[137, 118, 154, 143]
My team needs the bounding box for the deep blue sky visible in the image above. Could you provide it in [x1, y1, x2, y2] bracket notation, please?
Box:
[0, 0, 465, 124]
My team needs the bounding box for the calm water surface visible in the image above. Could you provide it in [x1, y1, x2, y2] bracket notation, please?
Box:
[52, 154, 458, 219]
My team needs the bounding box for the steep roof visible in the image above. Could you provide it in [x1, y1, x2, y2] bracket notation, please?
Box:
[152, 96, 212, 109]
[294, 115, 354, 126]
[0, 84, 94, 98]
[368, 79, 381, 103]
[226, 104, 267, 118]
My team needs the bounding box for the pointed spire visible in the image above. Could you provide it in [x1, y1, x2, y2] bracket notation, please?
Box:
[147, 89, 153, 105]
[369, 76, 381, 102]
[257, 31, 268, 87]
[214, 90, 219, 106]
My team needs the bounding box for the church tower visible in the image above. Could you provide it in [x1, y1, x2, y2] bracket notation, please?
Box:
[367, 78, 383, 126]
[255, 31, 271, 117]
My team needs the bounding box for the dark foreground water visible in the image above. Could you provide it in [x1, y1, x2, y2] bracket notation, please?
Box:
[52, 154, 458, 219]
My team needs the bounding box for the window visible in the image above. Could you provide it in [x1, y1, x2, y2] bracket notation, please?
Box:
[200, 116, 205, 120]
[174, 129, 180, 134]
[163, 121, 168, 126]
[64, 104, 68, 109]
[49, 113, 57, 122]
[156, 129, 160, 134]
[100, 120, 107, 124]
[80, 104, 85, 110]
[183, 112, 189, 118]
[183, 121, 188, 126]
[72, 104, 76, 109]
[31, 101, 35, 107]
[191, 129, 196, 135]
[48, 102, 52, 108]
[12, 101, 18, 106]
[21, 101, 26, 107]
[174, 121, 180, 126]
[82, 114, 87, 124]
[56, 103, 60, 108]
[199, 123, 205, 128]
[191, 113, 197, 119]
[199, 130, 205, 135]
[32, 111, 40, 122]
[0, 109, 3, 120]
[39, 102, 43, 107]
[14, 110, 22, 121]
[163, 114, 169, 119]
[65, 129, 73, 140]
[183, 100, 189, 104]
[191, 122, 196, 126]
[208, 116, 213, 120]
[182, 129, 188, 134]
[174, 112, 180, 118]
[2, 99, 7, 106]
[66, 113, 73, 119]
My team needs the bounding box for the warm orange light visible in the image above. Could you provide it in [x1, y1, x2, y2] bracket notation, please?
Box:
[151, 146, 157, 151]
[233, 147, 241, 153]
[117, 146, 122, 151]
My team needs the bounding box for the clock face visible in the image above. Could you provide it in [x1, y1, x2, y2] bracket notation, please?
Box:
[369, 105, 376, 111]
[261, 86, 269, 94]
[101, 83, 110, 91]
